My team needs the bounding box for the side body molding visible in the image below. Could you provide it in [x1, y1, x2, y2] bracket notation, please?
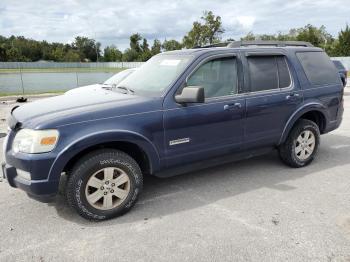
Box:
[47, 130, 161, 181]
[278, 102, 328, 145]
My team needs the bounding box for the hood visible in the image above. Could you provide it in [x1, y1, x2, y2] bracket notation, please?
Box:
[12, 84, 161, 129]
[64, 84, 103, 95]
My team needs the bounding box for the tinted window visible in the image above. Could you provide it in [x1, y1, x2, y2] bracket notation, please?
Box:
[296, 52, 340, 86]
[277, 56, 291, 88]
[187, 57, 238, 98]
[247, 56, 291, 92]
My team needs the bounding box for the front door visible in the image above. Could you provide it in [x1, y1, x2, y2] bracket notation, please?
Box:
[163, 54, 246, 167]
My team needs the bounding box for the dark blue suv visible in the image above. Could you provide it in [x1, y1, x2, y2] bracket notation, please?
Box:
[2, 41, 344, 220]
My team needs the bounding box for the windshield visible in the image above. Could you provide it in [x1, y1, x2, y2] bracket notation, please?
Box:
[104, 69, 136, 85]
[117, 55, 193, 96]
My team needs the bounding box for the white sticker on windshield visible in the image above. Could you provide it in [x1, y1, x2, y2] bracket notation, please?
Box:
[160, 59, 181, 66]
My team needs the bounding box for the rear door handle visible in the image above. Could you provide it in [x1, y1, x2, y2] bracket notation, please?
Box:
[224, 103, 242, 111]
[286, 93, 300, 100]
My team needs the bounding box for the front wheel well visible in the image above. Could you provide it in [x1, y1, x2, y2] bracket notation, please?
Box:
[63, 141, 151, 175]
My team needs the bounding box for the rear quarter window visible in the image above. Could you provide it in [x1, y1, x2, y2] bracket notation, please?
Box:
[296, 51, 340, 87]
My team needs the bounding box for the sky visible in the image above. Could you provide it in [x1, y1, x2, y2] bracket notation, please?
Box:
[0, 0, 349, 50]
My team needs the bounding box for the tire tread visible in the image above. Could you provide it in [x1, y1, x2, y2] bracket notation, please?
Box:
[66, 149, 142, 221]
[279, 119, 320, 168]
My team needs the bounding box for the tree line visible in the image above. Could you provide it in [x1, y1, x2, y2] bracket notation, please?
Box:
[1, 10, 349, 62]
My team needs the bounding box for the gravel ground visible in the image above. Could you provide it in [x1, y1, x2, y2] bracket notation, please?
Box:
[0, 92, 350, 262]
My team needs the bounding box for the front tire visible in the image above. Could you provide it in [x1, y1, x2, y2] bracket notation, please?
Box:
[279, 119, 320, 168]
[66, 149, 143, 221]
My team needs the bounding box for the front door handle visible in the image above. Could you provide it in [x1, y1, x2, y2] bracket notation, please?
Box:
[224, 103, 242, 111]
[286, 93, 300, 100]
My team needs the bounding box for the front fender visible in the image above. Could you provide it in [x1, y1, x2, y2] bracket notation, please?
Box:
[47, 130, 161, 181]
[278, 102, 329, 145]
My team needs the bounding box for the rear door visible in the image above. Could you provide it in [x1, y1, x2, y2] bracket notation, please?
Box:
[242, 51, 303, 148]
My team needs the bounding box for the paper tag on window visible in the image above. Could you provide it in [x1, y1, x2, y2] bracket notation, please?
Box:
[160, 60, 181, 66]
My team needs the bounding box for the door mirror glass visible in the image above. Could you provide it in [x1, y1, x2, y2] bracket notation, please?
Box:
[175, 86, 205, 104]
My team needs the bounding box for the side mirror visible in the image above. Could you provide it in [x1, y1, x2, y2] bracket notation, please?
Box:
[175, 86, 205, 104]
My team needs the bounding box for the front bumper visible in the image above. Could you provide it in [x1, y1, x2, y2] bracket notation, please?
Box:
[2, 115, 64, 202]
[2, 129, 60, 202]
[1, 162, 58, 202]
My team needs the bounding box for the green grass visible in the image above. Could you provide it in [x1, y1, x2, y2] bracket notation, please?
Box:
[0, 67, 126, 74]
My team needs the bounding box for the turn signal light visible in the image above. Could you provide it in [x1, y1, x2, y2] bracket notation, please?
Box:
[40, 136, 57, 145]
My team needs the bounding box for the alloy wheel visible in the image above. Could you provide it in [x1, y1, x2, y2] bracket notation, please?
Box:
[294, 130, 316, 161]
[85, 167, 130, 210]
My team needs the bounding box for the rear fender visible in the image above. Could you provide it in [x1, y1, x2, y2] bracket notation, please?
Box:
[279, 102, 328, 145]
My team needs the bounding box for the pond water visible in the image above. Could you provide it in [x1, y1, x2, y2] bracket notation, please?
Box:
[0, 72, 115, 94]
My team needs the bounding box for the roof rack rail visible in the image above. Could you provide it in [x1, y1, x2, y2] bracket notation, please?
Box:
[193, 42, 230, 49]
[227, 40, 314, 48]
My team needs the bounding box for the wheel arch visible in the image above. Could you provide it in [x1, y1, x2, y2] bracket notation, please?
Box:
[48, 130, 161, 182]
[279, 103, 328, 145]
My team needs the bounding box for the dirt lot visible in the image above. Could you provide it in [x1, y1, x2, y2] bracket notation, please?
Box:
[0, 92, 350, 262]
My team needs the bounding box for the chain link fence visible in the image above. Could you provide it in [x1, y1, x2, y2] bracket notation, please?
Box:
[0, 62, 144, 95]
[0, 62, 144, 69]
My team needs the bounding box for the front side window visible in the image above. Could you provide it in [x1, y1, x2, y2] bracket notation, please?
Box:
[187, 57, 238, 98]
[247, 55, 291, 92]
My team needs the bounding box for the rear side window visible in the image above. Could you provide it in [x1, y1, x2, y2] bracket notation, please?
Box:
[296, 52, 340, 86]
[247, 56, 291, 92]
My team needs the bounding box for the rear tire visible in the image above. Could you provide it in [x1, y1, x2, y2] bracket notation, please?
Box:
[66, 149, 143, 221]
[279, 119, 320, 168]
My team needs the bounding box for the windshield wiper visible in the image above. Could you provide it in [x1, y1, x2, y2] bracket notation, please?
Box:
[116, 85, 135, 94]
[100, 83, 134, 94]
[100, 83, 113, 90]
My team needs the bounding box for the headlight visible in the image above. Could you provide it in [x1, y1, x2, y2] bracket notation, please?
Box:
[12, 129, 59, 154]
